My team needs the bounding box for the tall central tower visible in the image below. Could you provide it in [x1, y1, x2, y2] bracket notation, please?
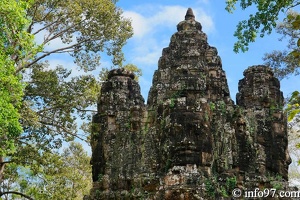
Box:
[146, 8, 236, 198]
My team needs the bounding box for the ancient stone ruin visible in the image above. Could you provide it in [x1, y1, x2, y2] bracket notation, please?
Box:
[86, 8, 291, 199]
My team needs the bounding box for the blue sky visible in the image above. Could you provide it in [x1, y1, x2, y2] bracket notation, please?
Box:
[38, 0, 299, 101]
[111, 0, 299, 102]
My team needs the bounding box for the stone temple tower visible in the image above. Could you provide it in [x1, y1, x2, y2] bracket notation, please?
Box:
[86, 8, 291, 200]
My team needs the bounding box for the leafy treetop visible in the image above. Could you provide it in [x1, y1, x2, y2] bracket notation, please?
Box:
[225, 0, 299, 53]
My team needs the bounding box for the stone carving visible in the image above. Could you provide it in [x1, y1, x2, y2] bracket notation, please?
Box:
[86, 8, 292, 200]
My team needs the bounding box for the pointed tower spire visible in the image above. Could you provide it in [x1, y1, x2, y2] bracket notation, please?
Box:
[177, 8, 201, 31]
[185, 8, 195, 20]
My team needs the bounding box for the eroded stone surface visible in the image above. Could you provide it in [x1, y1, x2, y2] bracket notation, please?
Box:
[86, 8, 292, 200]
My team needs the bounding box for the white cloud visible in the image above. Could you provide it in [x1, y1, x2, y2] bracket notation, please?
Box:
[123, 5, 215, 68]
[196, 9, 215, 33]
[125, 35, 168, 67]
[123, 5, 215, 39]
[123, 11, 150, 38]
[196, 0, 210, 4]
[149, 6, 187, 28]
[134, 50, 161, 66]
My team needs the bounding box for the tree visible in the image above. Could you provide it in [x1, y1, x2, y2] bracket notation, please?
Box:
[15, 0, 133, 147]
[0, 56, 23, 164]
[0, 0, 28, 154]
[285, 9, 300, 63]
[98, 63, 142, 82]
[225, 0, 300, 53]
[2, 63, 142, 199]
[0, 1, 37, 198]
[1, 142, 92, 200]
[263, 10, 300, 79]
[286, 91, 300, 121]
[17, 0, 132, 71]
[16, 0, 133, 144]
[1, 0, 137, 199]
[262, 15, 300, 120]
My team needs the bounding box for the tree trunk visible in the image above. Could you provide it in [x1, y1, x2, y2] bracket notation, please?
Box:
[0, 156, 5, 184]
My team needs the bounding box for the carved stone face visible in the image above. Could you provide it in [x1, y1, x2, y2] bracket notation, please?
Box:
[168, 111, 213, 167]
[172, 136, 201, 166]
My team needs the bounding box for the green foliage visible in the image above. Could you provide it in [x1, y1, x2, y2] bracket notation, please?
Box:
[273, 181, 283, 190]
[209, 102, 216, 111]
[169, 87, 186, 108]
[286, 91, 300, 121]
[0, 0, 42, 69]
[22, 0, 133, 71]
[205, 176, 237, 198]
[0, 0, 136, 199]
[205, 177, 216, 197]
[0, 0, 37, 157]
[123, 64, 143, 81]
[226, 0, 296, 53]
[0, 57, 23, 156]
[220, 186, 229, 197]
[226, 176, 237, 193]
[98, 173, 103, 182]
[170, 99, 175, 108]
[3, 142, 92, 200]
[9, 0, 135, 156]
[268, 174, 284, 190]
[263, 10, 300, 79]
[165, 158, 172, 173]
[218, 101, 226, 114]
[287, 12, 300, 62]
[20, 63, 101, 151]
[98, 64, 142, 82]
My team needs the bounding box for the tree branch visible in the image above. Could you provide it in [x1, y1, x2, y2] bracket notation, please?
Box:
[15, 40, 87, 73]
[39, 119, 88, 142]
[32, 18, 61, 35]
[36, 105, 96, 115]
[42, 23, 76, 45]
[289, 2, 300, 10]
[75, 107, 97, 113]
[31, 1, 63, 35]
[0, 160, 13, 165]
[27, 4, 39, 34]
[0, 191, 34, 200]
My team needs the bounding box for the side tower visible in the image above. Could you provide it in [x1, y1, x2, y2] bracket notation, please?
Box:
[89, 69, 145, 199]
[236, 65, 291, 187]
